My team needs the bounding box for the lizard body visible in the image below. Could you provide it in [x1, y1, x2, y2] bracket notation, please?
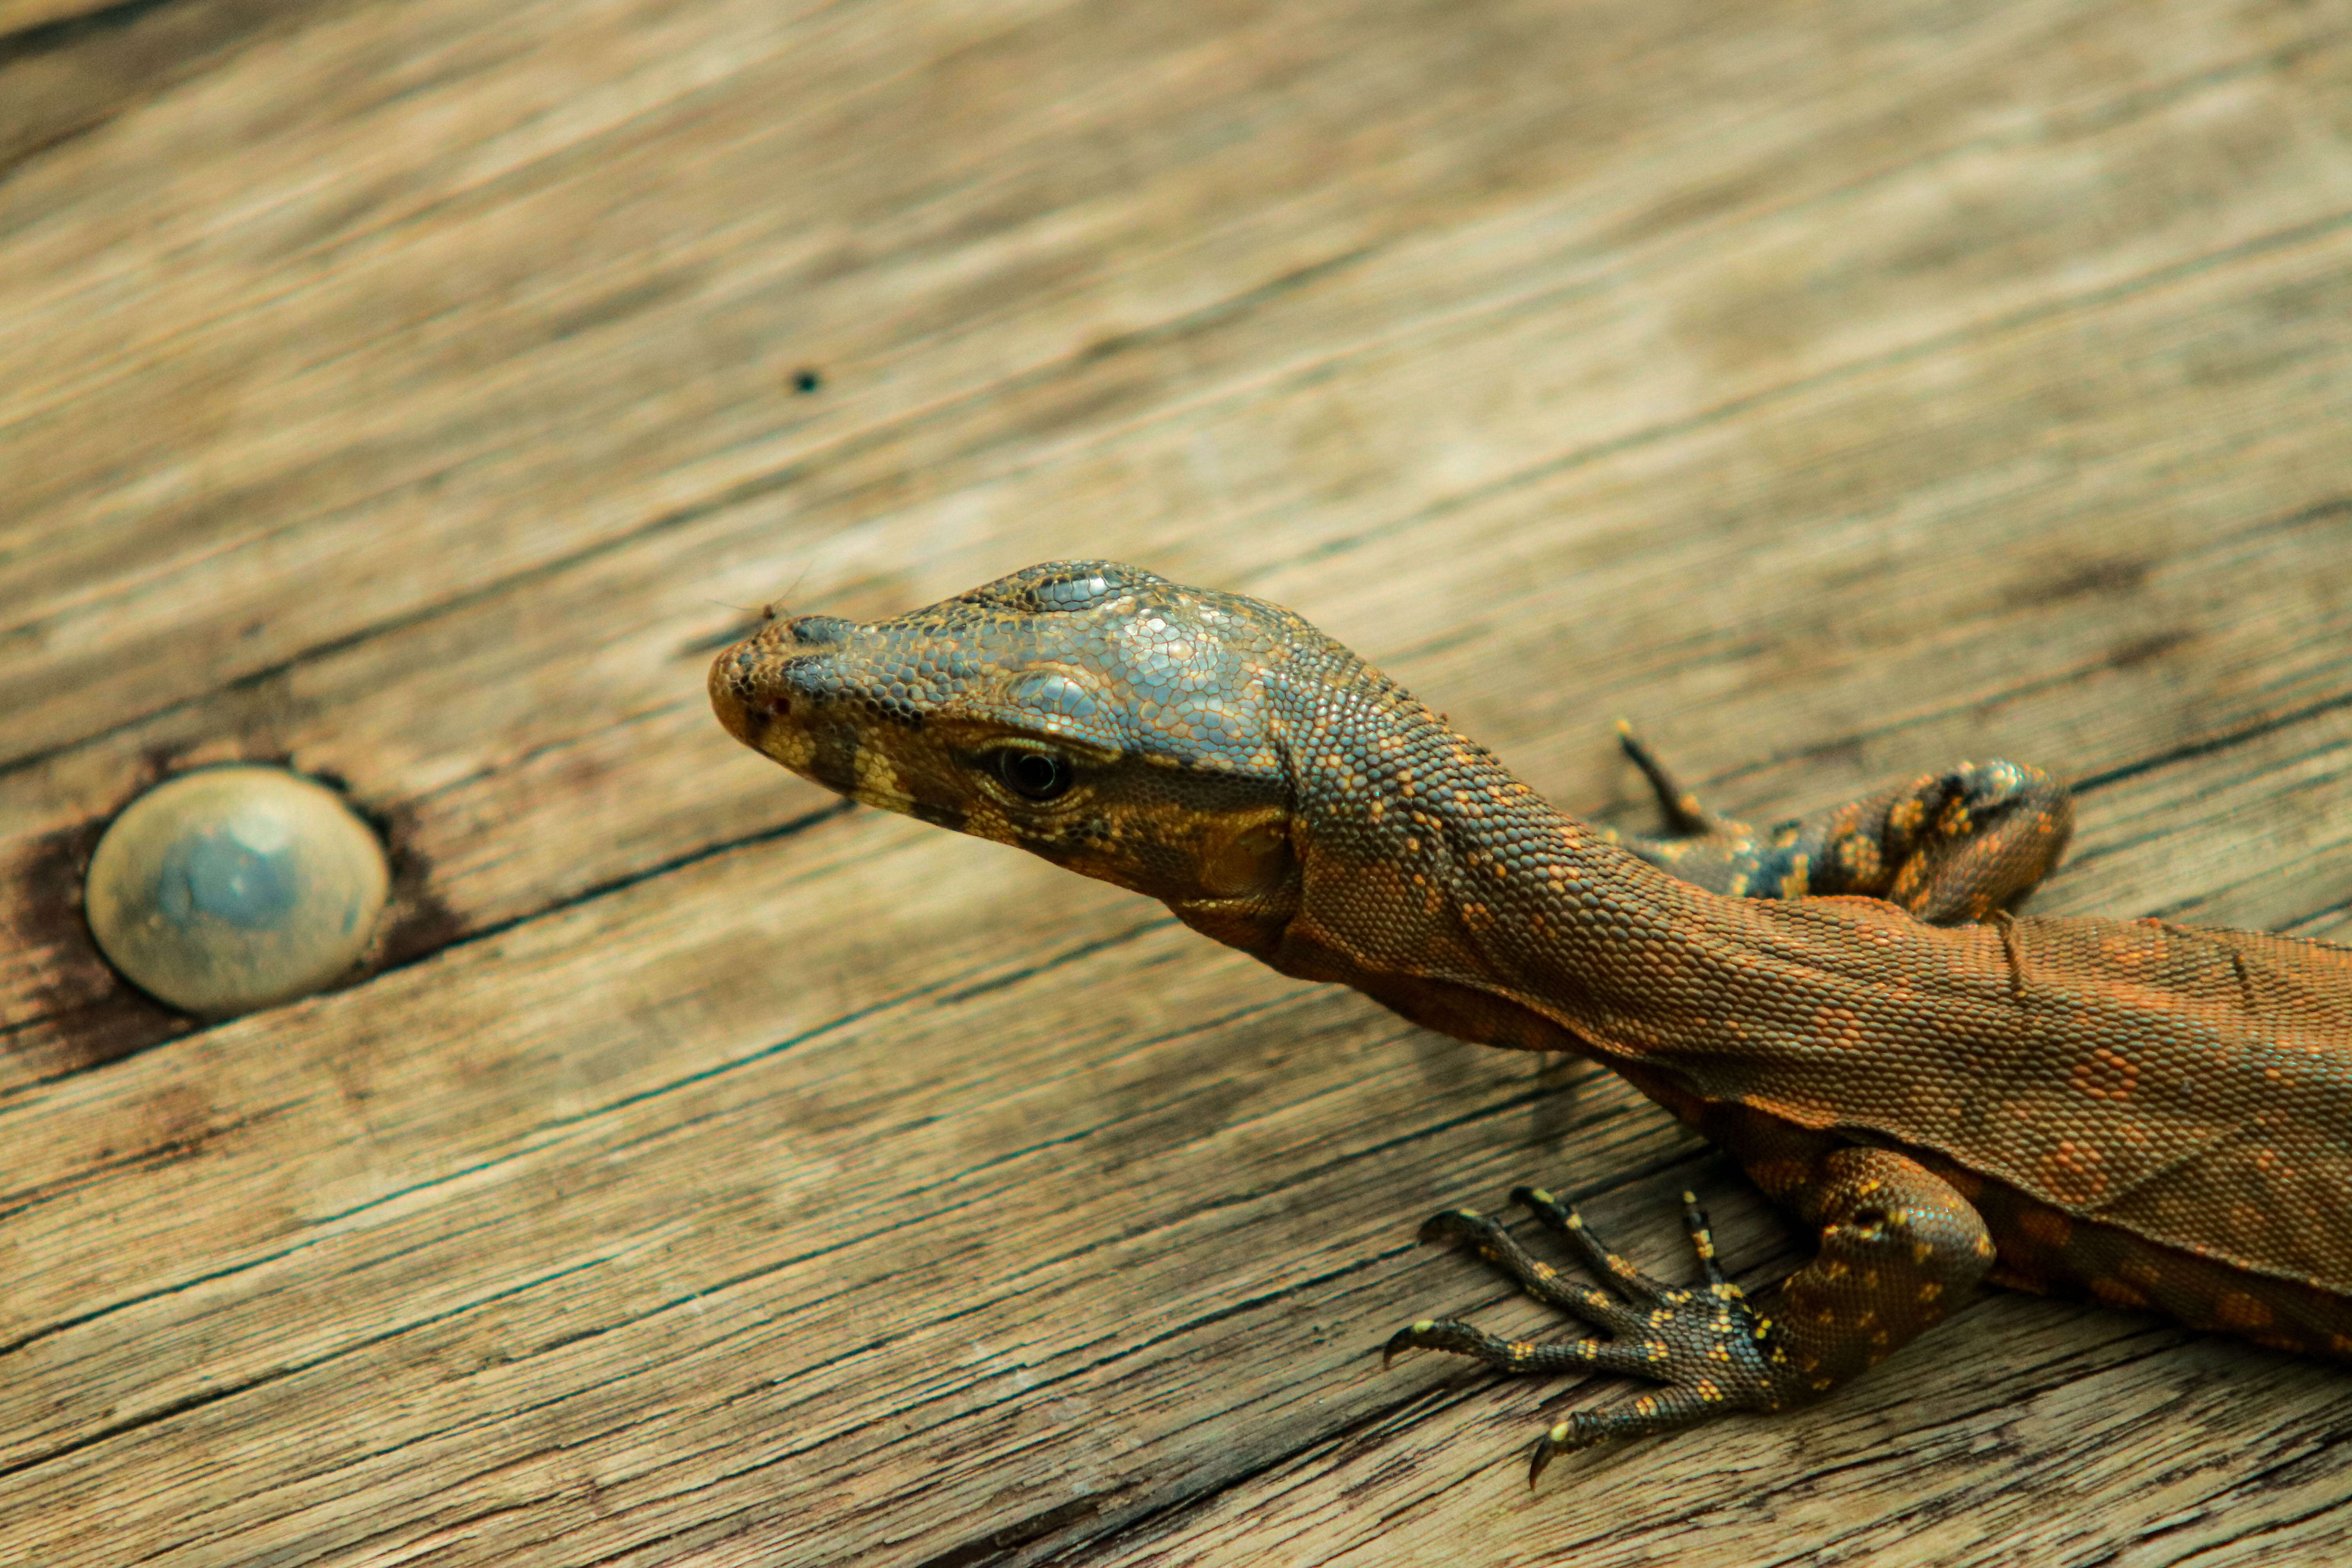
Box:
[710, 560, 2352, 1470]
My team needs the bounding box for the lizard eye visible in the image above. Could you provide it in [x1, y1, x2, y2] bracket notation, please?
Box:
[995, 748, 1074, 802]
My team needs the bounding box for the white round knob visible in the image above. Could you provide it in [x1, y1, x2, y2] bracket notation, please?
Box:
[85, 766, 390, 1018]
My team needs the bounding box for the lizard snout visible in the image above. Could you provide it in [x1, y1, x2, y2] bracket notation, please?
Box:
[708, 615, 848, 750]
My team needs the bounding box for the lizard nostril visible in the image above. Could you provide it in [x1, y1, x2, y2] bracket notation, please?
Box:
[789, 615, 854, 647]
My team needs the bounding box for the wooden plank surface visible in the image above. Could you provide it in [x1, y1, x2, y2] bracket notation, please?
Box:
[2, 1, 2349, 1563]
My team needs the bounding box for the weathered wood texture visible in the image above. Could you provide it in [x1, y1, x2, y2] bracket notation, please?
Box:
[3, 1, 2349, 1563]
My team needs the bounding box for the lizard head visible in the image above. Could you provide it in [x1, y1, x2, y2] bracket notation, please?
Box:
[709, 561, 1316, 946]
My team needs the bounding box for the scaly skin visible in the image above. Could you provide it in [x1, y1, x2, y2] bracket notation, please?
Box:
[710, 561, 2352, 1477]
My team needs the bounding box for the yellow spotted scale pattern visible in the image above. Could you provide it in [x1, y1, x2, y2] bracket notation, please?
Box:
[711, 561, 2352, 1474]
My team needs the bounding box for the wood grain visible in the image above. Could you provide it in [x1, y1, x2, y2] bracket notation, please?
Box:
[2, 0, 2348, 1563]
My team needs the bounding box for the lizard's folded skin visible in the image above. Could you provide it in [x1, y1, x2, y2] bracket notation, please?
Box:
[711, 560, 2352, 1464]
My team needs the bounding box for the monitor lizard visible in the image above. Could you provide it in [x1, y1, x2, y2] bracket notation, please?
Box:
[709, 559, 2352, 1480]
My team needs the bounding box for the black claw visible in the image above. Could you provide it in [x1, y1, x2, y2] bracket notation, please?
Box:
[1418, 1207, 1484, 1245]
[1528, 1422, 1568, 1487]
[1382, 1320, 1428, 1368]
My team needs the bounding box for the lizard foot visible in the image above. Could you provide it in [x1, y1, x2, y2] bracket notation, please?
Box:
[1385, 1186, 1805, 1484]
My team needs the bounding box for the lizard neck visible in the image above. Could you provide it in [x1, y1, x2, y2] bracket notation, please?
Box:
[1237, 661, 1721, 1058]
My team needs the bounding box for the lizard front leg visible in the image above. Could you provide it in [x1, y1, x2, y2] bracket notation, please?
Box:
[1388, 1148, 1995, 1479]
[1609, 725, 2073, 924]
